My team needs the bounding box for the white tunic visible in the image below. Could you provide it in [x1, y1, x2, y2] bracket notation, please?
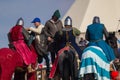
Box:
[29, 24, 44, 43]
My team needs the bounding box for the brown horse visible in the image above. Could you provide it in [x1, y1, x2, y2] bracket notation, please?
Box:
[49, 46, 79, 80]
[0, 45, 37, 80]
[106, 32, 120, 58]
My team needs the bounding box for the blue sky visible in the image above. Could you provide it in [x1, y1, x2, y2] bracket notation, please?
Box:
[0, 0, 75, 48]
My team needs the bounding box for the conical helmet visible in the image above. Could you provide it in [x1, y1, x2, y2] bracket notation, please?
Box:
[16, 17, 24, 26]
[93, 16, 100, 24]
[64, 16, 72, 26]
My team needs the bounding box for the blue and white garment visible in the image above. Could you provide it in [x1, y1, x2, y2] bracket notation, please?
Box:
[79, 46, 110, 80]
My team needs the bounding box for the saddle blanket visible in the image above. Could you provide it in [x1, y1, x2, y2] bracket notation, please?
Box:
[79, 46, 110, 80]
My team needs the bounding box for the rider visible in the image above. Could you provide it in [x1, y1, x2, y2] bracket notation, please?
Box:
[54, 16, 82, 60]
[85, 16, 116, 62]
[49, 16, 82, 79]
[44, 10, 63, 64]
[8, 18, 36, 73]
[26, 17, 50, 76]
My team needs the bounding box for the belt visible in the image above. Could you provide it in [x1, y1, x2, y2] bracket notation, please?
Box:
[90, 39, 102, 42]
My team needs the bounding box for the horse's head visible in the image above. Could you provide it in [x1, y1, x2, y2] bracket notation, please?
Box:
[106, 32, 118, 48]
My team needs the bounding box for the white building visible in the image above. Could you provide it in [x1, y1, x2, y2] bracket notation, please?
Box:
[62, 0, 120, 43]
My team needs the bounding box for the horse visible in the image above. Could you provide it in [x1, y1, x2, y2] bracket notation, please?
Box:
[106, 32, 120, 59]
[79, 46, 110, 80]
[0, 44, 37, 80]
[105, 32, 120, 79]
[49, 46, 79, 80]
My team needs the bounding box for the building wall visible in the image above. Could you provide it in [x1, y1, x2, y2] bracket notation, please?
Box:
[62, 0, 120, 33]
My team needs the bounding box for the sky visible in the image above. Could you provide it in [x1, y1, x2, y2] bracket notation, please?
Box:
[0, 0, 75, 48]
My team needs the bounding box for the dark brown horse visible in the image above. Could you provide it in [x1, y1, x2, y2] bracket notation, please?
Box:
[49, 46, 78, 80]
[106, 32, 120, 58]
[0, 45, 37, 80]
[59, 49, 78, 80]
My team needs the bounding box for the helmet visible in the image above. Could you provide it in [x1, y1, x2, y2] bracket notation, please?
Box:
[16, 17, 24, 26]
[93, 16, 100, 24]
[52, 10, 61, 19]
[64, 16, 72, 26]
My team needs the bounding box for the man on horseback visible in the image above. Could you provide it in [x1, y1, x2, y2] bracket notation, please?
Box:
[49, 16, 82, 80]
[44, 10, 63, 64]
[8, 18, 36, 73]
[85, 16, 116, 62]
[54, 16, 82, 59]
[26, 17, 50, 76]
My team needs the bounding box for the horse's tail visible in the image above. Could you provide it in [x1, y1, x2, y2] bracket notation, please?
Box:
[60, 49, 78, 80]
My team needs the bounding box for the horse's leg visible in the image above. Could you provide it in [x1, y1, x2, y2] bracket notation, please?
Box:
[73, 54, 79, 80]
[84, 73, 95, 80]
[14, 70, 26, 80]
[54, 72, 61, 80]
[68, 52, 74, 80]
[63, 58, 70, 80]
[58, 53, 65, 78]
[14, 69, 37, 80]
